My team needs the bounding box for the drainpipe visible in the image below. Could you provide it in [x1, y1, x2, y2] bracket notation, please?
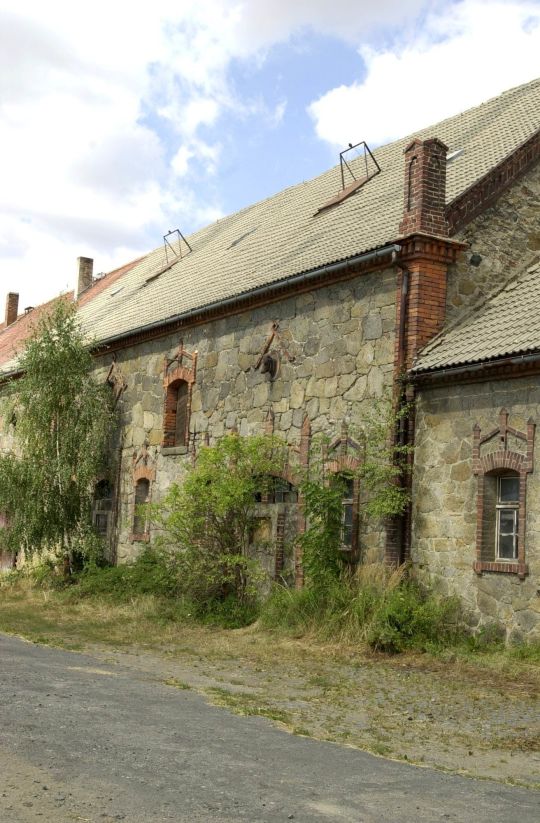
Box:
[394, 261, 413, 565]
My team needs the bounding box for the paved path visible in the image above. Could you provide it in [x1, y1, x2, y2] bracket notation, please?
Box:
[0, 633, 538, 822]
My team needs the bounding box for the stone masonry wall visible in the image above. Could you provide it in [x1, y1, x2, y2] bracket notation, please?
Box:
[447, 160, 540, 321]
[99, 267, 398, 565]
[412, 377, 540, 641]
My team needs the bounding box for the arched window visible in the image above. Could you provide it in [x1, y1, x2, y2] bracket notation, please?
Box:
[133, 478, 150, 537]
[163, 380, 189, 448]
[473, 412, 533, 578]
[93, 479, 113, 536]
[481, 471, 520, 562]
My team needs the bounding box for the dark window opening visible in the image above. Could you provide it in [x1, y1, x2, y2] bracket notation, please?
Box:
[254, 476, 298, 504]
[339, 476, 355, 550]
[482, 471, 520, 562]
[175, 381, 189, 446]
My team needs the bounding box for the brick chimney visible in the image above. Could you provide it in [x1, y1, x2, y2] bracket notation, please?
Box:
[76, 256, 94, 299]
[399, 138, 449, 237]
[4, 292, 19, 327]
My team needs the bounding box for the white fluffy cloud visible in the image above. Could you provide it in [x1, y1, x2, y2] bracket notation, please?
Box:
[0, 0, 538, 311]
[309, 1, 540, 147]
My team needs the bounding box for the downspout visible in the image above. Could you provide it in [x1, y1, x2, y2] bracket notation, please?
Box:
[394, 260, 413, 565]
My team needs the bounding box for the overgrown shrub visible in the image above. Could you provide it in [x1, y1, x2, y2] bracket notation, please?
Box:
[149, 434, 287, 620]
[259, 561, 463, 652]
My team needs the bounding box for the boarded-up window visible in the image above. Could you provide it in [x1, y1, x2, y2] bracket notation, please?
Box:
[133, 478, 150, 535]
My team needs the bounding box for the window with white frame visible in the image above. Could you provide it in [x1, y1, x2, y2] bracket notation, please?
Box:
[496, 475, 519, 560]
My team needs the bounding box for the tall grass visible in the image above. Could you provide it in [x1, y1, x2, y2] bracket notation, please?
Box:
[259, 559, 463, 652]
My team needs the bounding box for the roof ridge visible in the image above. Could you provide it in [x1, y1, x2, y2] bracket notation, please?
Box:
[144, 77, 540, 259]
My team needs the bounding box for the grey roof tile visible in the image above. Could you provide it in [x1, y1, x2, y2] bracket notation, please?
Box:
[2, 77, 540, 374]
[412, 262, 540, 373]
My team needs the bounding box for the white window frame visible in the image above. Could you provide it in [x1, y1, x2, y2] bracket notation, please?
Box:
[495, 476, 519, 561]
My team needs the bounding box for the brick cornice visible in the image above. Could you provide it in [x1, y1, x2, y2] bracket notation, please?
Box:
[397, 233, 467, 265]
[446, 127, 540, 235]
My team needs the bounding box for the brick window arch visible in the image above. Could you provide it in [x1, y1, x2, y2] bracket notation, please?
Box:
[473, 411, 534, 579]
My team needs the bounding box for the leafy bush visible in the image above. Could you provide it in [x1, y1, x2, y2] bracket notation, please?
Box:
[149, 434, 286, 616]
[74, 547, 177, 599]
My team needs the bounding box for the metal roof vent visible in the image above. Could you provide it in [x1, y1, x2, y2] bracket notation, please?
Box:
[163, 229, 192, 263]
[316, 140, 381, 214]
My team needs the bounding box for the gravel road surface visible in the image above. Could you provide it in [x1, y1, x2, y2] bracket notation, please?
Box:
[0, 633, 538, 822]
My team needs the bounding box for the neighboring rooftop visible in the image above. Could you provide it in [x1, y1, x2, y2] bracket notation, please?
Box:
[0, 257, 143, 375]
[412, 261, 540, 374]
[1, 77, 540, 374]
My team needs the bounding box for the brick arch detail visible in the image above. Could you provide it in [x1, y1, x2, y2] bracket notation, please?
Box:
[479, 450, 525, 475]
[164, 365, 195, 388]
[473, 410, 534, 579]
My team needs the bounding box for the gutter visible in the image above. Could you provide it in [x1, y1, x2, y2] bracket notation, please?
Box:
[92, 243, 402, 351]
[0, 243, 401, 381]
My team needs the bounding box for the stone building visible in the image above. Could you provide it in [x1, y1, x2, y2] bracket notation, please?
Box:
[1, 78, 539, 637]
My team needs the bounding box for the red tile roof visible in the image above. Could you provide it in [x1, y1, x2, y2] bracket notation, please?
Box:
[0, 256, 145, 373]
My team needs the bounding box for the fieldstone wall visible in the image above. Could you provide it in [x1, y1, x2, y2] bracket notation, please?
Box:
[98, 267, 398, 565]
[412, 377, 540, 641]
[448, 161, 540, 321]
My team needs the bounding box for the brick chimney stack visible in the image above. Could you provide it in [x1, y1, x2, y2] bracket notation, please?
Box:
[399, 138, 450, 237]
[76, 256, 94, 299]
[4, 292, 19, 327]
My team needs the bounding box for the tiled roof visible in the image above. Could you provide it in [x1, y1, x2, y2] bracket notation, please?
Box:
[412, 262, 540, 373]
[0, 293, 73, 375]
[0, 258, 142, 374]
[1, 77, 539, 374]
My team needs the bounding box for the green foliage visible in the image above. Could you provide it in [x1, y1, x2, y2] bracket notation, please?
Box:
[259, 568, 463, 652]
[149, 433, 286, 615]
[357, 398, 413, 519]
[299, 477, 344, 590]
[0, 300, 114, 568]
[366, 583, 462, 653]
[75, 547, 180, 599]
[72, 546, 258, 628]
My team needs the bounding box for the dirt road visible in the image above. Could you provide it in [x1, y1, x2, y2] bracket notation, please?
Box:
[1, 633, 538, 822]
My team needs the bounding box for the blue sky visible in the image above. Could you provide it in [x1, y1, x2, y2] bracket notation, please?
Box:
[0, 0, 539, 310]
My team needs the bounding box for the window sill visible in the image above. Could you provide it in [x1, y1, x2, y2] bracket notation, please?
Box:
[161, 445, 188, 456]
[130, 532, 150, 543]
[473, 560, 528, 579]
